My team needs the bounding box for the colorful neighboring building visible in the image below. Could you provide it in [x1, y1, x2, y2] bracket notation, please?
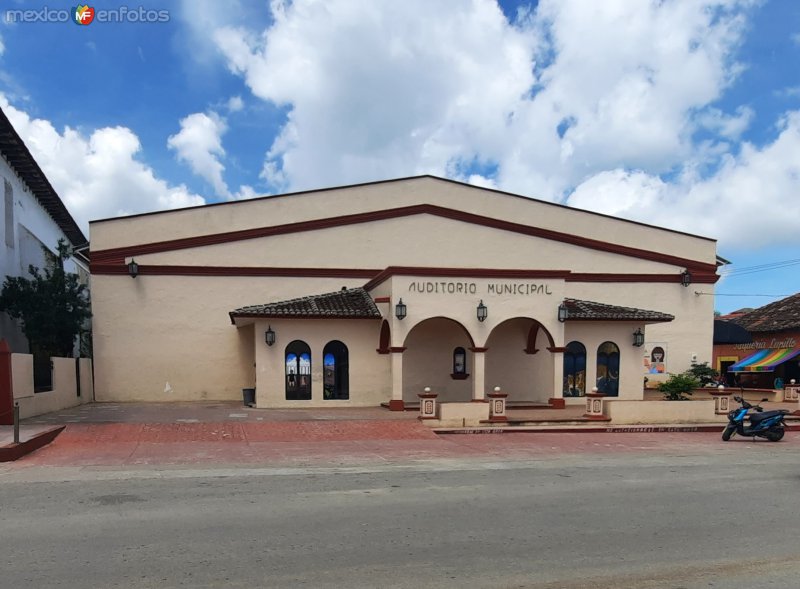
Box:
[713, 293, 800, 389]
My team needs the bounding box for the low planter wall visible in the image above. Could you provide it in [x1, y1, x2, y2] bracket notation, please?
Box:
[431, 402, 490, 427]
[11, 354, 93, 419]
[691, 387, 788, 402]
[604, 399, 725, 424]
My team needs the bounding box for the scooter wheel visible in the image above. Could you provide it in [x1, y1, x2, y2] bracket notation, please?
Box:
[722, 425, 735, 441]
[766, 428, 784, 442]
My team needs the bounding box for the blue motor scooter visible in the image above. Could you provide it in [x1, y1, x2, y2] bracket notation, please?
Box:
[722, 395, 789, 442]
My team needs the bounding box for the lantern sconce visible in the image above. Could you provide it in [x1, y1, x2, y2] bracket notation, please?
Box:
[476, 300, 488, 322]
[395, 298, 407, 320]
[557, 303, 568, 323]
[265, 325, 276, 347]
[681, 269, 692, 288]
[127, 258, 139, 279]
[632, 328, 644, 347]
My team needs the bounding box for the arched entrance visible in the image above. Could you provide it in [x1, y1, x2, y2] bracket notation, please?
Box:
[402, 317, 474, 404]
[285, 340, 312, 400]
[485, 318, 555, 405]
[323, 340, 349, 400]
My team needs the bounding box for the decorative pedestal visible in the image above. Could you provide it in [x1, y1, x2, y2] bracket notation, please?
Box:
[487, 387, 508, 422]
[418, 388, 438, 420]
[784, 385, 799, 402]
[584, 392, 606, 420]
[709, 390, 733, 414]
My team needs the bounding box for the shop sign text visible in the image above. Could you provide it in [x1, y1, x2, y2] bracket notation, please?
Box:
[733, 337, 796, 351]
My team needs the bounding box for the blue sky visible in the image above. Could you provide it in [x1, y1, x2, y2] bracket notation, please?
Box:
[1, 0, 799, 314]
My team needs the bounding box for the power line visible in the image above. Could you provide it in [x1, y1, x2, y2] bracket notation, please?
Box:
[718, 258, 800, 276]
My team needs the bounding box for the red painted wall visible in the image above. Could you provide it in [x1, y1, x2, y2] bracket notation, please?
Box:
[713, 329, 800, 388]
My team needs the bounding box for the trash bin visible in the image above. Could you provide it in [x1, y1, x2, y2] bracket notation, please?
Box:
[242, 388, 256, 407]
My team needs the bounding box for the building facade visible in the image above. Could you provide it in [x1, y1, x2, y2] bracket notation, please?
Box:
[89, 176, 720, 408]
[0, 107, 89, 354]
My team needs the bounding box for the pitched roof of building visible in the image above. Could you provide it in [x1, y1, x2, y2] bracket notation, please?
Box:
[713, 319, 753, 344]
[230, 287, 382, 323]
[0, 107, 87, 248]
[733, 292, 800, 333]
[560, 298, 674, 322]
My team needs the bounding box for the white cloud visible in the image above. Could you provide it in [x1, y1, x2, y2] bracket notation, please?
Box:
[226, 95, 244, 112]
[209, 0, 753, 201]
[167, 110, 257, 200]
[567, 110, 800, 248]
[695, 106, 754, 139]
[776, 86, 800, 98]
[0, 95, 205, 233]
[200, 0, 795, 247]
[168, 112, 229, 199]
[213, 0, 538, 192]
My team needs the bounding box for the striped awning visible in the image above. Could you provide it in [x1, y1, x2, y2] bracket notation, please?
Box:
[728, 348, 800, 372]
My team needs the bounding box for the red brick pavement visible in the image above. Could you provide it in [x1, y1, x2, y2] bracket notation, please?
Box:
[52, 420, 438, 445]
[10, 422, 800, 468]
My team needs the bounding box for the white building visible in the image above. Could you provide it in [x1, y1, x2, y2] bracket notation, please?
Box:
[90, 176, 721, 409]
[0, 107, 89, 353]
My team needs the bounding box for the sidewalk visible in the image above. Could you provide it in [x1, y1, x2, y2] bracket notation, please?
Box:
[3, 400, 798, 467]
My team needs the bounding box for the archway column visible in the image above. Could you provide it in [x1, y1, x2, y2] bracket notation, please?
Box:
[549, 346, 566, 407]
[470, 347, 488, 401]
[389, 347, 406, 411]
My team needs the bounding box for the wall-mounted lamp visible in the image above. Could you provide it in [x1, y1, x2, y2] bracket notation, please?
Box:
[632, 328, 644, 347]
[476, 300, 488, 322]
[681, 269, 692, 288]
[557, 303, 568, 323]
[395, 298, 407, 320]
[265, 325, 276, 346]
[127, 258, 139, 279]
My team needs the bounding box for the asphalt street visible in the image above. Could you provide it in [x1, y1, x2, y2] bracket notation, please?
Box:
[2, 441, 800, 588]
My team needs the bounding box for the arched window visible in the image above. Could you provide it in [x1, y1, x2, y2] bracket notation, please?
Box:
[563, 341, 587, 397]
[597, 341, 620, 397]
[377, 320, 390, 354]
[285, 340, 312, 400]
[452, 347, 467, 378]
[323, 340, 349, 400]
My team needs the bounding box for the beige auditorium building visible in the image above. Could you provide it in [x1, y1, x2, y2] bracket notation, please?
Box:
[89, 176, 720, 410]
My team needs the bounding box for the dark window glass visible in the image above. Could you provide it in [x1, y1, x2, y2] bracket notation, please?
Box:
[453, 347, 467, 375]
[285, 340, 312, 400]
[563, 341, 586, 397]
[322, 340, 349, 400]
[597, 341, 620, 397]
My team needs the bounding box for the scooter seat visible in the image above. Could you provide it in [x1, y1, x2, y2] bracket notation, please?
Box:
[749, 410, 785, 424]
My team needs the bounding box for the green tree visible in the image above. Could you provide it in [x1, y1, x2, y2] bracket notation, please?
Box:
[0, 239, 91, 357]
[688, 362, 720, 386]
[658, 372, 700, 401]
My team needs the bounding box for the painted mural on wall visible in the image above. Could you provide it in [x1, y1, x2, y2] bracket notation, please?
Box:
[643, 343, 667, 374]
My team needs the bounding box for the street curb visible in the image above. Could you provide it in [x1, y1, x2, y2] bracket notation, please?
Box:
[434, 424, 800, 435]
[0, 426, 65, 462]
